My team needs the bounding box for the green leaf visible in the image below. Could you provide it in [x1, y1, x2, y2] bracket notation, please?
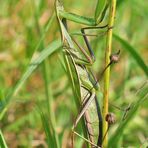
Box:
[0, 130, 8, 148]
[113, 34, 148, 76]
[0, 40, 61, 118]
[95, 0, 108, 23]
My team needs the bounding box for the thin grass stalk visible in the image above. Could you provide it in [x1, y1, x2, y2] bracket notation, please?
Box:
[102, 0, 117, 147]
[32, 1, 59, 147]
[33, 5, 50, 114]
[0, 130, 8, 148]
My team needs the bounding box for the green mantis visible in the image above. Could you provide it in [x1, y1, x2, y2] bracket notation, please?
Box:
[55, 0, 112, 147]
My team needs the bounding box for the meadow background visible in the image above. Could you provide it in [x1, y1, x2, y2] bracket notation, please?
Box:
[0, 0, 147, 147]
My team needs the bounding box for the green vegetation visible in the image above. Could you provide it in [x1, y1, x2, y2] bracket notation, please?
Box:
[0, 0, 147, 147]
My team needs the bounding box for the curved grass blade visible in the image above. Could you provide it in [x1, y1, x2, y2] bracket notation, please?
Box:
[34, 12, 56, 52]
[0, 130, 8, 148]
[0, 40, 61, 118]
[95, 0, 108, 23]
[37, 106, 59, 148]
[109, 81, 148, 147]
[113, 34, 148, 76]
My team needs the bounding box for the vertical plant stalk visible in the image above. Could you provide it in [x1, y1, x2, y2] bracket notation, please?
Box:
[32, 1, 59, 147]
[102, 0, 117, 147]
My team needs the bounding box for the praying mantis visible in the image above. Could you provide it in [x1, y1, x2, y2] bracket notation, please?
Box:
[55, 0, 116, 147]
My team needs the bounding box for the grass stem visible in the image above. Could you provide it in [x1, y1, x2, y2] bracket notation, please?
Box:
[102, 0, 117, 147]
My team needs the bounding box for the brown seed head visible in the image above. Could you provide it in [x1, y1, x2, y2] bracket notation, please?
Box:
[110, 50, 120, 63]
[105, 113, 116, 125]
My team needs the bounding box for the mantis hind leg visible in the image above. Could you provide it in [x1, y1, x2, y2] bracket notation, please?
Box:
[72, 89, 102, 147]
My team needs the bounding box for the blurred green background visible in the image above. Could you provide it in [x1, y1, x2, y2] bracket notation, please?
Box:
[0, 0, 147, 147]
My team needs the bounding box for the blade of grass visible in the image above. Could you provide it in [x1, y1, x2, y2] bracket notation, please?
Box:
[33, 0, 56, 122]
[109, 81, 148, 147]
[0, 130, 8, 148]
[113, 34, 148, 76]
[37, 106, 59, 148]
[95, 0, 107, 23]
[0, 40, 61, 119]
[34, 12, 56, 53]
